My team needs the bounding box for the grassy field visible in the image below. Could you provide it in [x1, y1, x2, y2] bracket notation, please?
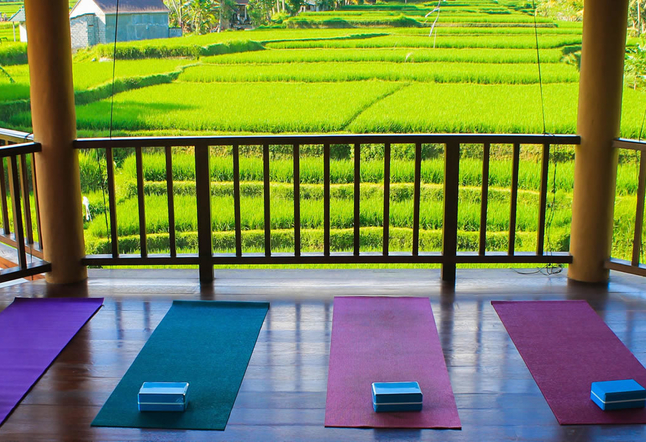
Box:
[2, 0, 645, 265]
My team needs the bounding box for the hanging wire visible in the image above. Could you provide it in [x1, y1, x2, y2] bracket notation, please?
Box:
[531, 0, 547, 135]
[534, 1, 561, 275]
[98, 0, 121, 249]
[109, 0, 120, 140]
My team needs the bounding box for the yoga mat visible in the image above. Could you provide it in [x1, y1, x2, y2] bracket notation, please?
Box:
[325, 296, 461, 429]
[0, 297, 104, 426]
[92, 300, 269, 430]
[492, 300, 646, 425]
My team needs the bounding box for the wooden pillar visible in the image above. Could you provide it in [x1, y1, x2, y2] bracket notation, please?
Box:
[24, 0, 87, 283]
[569, 0, 629, 282]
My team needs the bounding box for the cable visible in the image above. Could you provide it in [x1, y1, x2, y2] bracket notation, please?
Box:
[529, 1, 561, 276]
[100, 0, 121, 250]
[109, 0, 120, 140]
[531, 0, 547, 135]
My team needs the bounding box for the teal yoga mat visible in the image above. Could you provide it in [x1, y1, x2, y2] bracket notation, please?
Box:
[92, 300, 269, 430]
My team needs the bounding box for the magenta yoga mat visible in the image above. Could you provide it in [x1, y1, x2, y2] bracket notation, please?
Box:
[492, 300, 646, 425]
[0, 297, 103, 426]
[325, 296, 461, 429]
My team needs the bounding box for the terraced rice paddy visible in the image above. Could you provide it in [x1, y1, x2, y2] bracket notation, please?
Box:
[2, 0, 645, 264]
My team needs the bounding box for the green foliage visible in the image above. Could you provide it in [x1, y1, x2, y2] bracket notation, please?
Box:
[285, 14, 422, 28]
[75, 39, 264, 61]
[86, 226, 569, 255]
[187, 0, 219, 34]
[0, 42, 26, 65]
[536, 1, 583, 22]
[248, 0, 275, 26]
[78, 151, 106, 193]
[182, 60, 577, 84]
[625, 43, 646, 90]
[66, 81, 403, 133]
[205, 48, 564, 64]
[265, 34, 582, 49]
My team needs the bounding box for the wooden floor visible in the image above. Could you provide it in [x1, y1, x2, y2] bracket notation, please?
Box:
[1, 268, 646, 441]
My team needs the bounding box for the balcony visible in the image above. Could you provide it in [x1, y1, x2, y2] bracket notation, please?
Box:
[0, 1, 643, 440]
[1, 267, 646, 441]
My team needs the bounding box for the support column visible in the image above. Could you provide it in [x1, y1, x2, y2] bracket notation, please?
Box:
[24, 0, 86, 283]
[569, 0, 629, 282]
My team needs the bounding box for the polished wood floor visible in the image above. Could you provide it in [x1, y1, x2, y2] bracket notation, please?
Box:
[1, 268, 646, 441]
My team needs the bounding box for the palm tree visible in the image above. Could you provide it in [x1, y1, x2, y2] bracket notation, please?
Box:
[187, 0, 218, 34]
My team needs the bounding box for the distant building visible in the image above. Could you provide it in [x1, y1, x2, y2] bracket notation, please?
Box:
[69, 0, 179, 49]
[232, 0, 251, 29]
[9, 7, 27, 43]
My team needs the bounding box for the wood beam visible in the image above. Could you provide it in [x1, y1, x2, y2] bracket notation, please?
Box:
[24, 0, 87, 283]
[569, 0, 629, 282]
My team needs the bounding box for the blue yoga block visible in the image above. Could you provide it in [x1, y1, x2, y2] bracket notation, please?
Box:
[373, 402, 423, 412]
[590, 379, 646, 411]
[372, 382, 423, 413]
[138, 382, 189, 412]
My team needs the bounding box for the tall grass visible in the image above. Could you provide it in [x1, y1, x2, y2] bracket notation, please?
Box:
[182, 61, 577, 84]
[120, 153, 580, 192]
[1, 59, 192, 104]
[0, 42, 27, 65]
[85, 190, 569, 237]
[348, 82, 580, 134]
[56, 80, 404, 133]
[266, 34, 582, 50]
[76, 40, 265, 61]
[204, 48, 564, 64]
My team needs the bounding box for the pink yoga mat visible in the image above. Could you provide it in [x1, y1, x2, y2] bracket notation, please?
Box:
[492, 300, 646, 425]
[0, 297, 103, 426]
[325, 296, 461, 429]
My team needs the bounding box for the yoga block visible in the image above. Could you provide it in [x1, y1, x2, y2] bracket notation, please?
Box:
[372, 382, 423, 412]
[138, 382, 189, 412]
[590, 379, 646, 411]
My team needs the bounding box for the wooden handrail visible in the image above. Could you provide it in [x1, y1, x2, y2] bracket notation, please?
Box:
[0, 133, 47, 282]
[607, 138, 646, 275]
[76, 133, 581, 149]
[72, 133, 580, 283]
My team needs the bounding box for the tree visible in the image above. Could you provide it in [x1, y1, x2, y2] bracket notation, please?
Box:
[164, 0, 186, 31]
[218, 0, 238, 30]
[248, 0, 274, 26]
[629, 1, 646, 36]
[285, 0, 304, 15]
[186, 0, 218, 34]
[536, 0, 583, 22]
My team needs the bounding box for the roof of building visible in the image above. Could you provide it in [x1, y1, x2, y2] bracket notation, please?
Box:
[9, 7, 25, 23]
[80, 0, 169, 14]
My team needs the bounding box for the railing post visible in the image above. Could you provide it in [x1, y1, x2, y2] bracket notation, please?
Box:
[195, 145, 213, 282]
[632, 150, 646, 266]
[442, 142, 460, 282]
[7, 156, 26, 269]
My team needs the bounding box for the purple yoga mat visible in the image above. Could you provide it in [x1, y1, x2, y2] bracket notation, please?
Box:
[325, 296, 461, 429]
[492, 300, 646, 425]
[0, 297, 103, 426]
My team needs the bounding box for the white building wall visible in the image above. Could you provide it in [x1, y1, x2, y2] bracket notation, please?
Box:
[19, 23, 27, 42]
[70, 14, 99, 49]
[70, 0, 103, 19]
[103, 12, 169, 43]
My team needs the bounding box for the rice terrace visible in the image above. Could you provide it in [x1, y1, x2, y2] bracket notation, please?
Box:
[1, 0, 645, 265]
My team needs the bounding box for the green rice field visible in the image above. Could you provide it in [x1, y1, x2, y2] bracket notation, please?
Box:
[2, 0, 645, 265]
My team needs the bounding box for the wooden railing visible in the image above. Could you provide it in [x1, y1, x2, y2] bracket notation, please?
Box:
[606, 138, 646, 276]
[76, 134, 578, 282]
[0, 129, 50, 282]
